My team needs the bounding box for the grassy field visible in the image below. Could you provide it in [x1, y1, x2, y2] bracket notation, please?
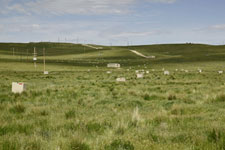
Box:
[0, 42, 225, 150]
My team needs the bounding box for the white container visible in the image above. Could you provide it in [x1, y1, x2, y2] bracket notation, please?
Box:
[137, 74, 144, 78]
[107, 63, 120, 68]
[116, 78, 126, 82]
[107, 71, 112, 74]
[44, 71, 49, 75]
[218, 71, 223, 74]
[12, 82, 26, 94]
[33, 57, 37, 61]
[149, 56, 156, 59]
[164, 71, 170, 75]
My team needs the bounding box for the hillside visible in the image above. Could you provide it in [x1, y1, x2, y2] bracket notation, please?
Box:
[124, 44, 225, 63]
[0, 42, 225, 70]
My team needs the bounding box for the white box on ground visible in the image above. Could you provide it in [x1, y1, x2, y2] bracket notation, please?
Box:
[116, 77, 126, 82]
[107, 71, 112, 74]
[218, 71, 223, 74]
[149, 56, 156, 59]
[164, 71, 170, 75]
[44, 71, 49, 75]
[137, 74, 144, 78]
[107, 63, 120, 68]
[12, 82, 26, 94]
[33, 58, 37, 61]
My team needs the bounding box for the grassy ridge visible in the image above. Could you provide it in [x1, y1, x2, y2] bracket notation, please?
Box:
[124, 44, 225, 63]
[1, 42, 225, 65]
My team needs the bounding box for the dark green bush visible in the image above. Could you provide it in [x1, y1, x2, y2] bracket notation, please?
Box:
[65, 110, 76, 119]
[24, 141, 41, 150]
[105, 139, 134, 150]
[143, 93, 151, 101]
[9, 104, 26, 114]
[168, 94, 176, 100]
[213, 94, 225, 103]
[86, 122, 104, 134]
[1, 140, 20, 150]
[69, 140, 90, 150]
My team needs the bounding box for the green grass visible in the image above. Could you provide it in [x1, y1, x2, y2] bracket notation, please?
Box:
[0, 42, 225, 149]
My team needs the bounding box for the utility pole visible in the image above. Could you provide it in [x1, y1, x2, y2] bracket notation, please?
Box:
[43, 47, 46, 72]
[33, 47, 37, 69]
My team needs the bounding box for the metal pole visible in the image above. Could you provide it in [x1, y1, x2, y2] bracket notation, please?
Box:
[43, 48, 45, 72]
[34, 47, 37, 69]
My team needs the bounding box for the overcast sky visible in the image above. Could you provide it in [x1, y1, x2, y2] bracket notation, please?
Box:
[0, 0, 225, 45]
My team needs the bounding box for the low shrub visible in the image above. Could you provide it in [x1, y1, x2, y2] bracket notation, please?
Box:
[168, 94, 176, 100]
[69, 140, 90, 150]
[105, 139, 134, 150]
[9, 104, 26, 114]
[65, 110, 76, 119]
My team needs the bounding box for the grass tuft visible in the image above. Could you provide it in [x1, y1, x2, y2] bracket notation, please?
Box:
[65, 110, 76, 119]
[211, 94, 225, 103]
[69, 140, 90, 150]
[105, 139, 134, 150]
[86, 122, 104, 134]
[168, 94, 176, 100]
[9, 104, 26, 114]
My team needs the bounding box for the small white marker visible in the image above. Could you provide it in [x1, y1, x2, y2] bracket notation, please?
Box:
[137, 74, 144, 78]
[12, 82, 26, 94]
[164, 71, 170, 75]
[116, 77, 126, 82]
[218, 71, 223, 74]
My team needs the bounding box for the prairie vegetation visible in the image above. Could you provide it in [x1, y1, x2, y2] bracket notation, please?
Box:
[0, 42, 225, 150]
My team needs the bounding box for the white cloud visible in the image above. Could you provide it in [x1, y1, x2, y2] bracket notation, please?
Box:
[0, 0, 177, 15]
[6, 3, 29, 15]
[145, 0, 177, 3]
[210, 24, 225, 30]
[106, 30, 170, 38]
[195, 24, 225, 32]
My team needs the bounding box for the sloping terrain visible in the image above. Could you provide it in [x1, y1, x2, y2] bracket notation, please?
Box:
[123, 44, 225, 63]
[0, 42, 225, 70]
[1, 42, 225, 150]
